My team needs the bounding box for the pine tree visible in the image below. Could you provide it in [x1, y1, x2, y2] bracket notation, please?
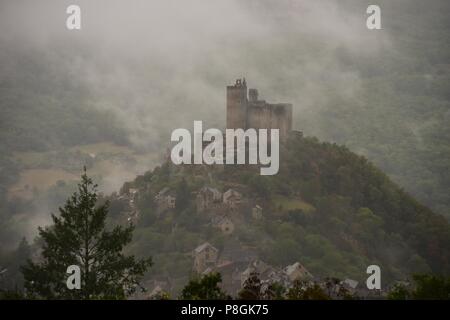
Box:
[22, 169, 152, 299]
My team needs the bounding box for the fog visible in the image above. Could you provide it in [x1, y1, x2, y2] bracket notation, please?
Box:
[0, 0, 393, 149]
[3, 0, 443, 246]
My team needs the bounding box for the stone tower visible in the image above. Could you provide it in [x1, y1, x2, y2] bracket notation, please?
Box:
[226, 78, 248, 129]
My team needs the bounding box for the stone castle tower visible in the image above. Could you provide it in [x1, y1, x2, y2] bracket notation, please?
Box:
[226, 78, 293, 139]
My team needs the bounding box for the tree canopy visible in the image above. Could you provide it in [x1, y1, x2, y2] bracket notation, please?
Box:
[22, 169, 152, 299]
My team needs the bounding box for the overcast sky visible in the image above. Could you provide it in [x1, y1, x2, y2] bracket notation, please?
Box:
[0, 0, 396, 149]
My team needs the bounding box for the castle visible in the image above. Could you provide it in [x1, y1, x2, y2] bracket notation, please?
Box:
[226, 78, 293, 140]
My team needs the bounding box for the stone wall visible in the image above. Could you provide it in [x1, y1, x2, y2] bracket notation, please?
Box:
[226, 79, 293, 140]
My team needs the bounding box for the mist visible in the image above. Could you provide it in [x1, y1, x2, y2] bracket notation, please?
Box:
[0, 0, 399, 245]
[2, 0, 448, 246]
[0, 0, 393, 149]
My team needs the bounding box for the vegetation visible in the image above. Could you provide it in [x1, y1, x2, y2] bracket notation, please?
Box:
[1, 0, 450, 300]
[286, 280, 330, 300]
[388, 274, 450, 300]
[21, 170, 152, 299]
[180, 272, 228, 300]
[299, 0, 450, 220]
[106, 133, 450, 297]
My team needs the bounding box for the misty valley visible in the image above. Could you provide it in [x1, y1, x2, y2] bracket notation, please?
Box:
[0, 0, 449, 303]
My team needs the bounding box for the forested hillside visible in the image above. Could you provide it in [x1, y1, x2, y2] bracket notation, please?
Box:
[295, 0, 450, 219]
[112, 135, 450, 294]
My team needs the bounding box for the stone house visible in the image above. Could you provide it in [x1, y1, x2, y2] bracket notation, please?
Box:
[196, 187, 222, 212]
[241, 260, 274, 287]
[341, 278, 359, 294]
[129, 188, 139, 198]
[284, 262, 313, 282]
[223, 189, 242, 211]
[219, 241, 258, 270]
[193, 242, 219, 273]
[155, 187, 176, 210]
[212, 216, 235, 235]
[252, 205, 263, 220]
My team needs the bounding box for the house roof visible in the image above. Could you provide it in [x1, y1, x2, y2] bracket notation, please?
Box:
[250, 259, 273, 274]
[285, 262, 311, 277]
[342, 278, 359, 289]
[223, 188, 241, 199]
[202, 267, 214, 275]
[219, 241, 257, 263]
[149, 285, 163, 297]
[157, 187, 170, 196]
[216, 260, 234, 269]
[242, 260, 273, 277]
[156, 187, 177, 198]
[225, 188, 239, 194]
[194, 242, 218, 254]
[200, 186, 222, 197]
[212, 216, 233, 226]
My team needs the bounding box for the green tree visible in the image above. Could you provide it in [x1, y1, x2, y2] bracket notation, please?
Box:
[180, 272, 227, 300]
[175, 178, 190, 210]
[412, 274, 450, 299]
[238, 272, 262, 300]
[0, 289, 25, 300]
[262, 282, 286, 300]
[286, 280, 330, 300]
[387, 283, 411, 300]
[0, 237, 31, 292]
[22, 169, 152, 299]
[388, 274, 450, 300]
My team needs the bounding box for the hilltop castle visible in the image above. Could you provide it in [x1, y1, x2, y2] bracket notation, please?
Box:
[226, 78, 293, 139]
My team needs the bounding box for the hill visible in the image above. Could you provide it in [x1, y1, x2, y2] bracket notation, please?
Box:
[109, 134, 450, 294]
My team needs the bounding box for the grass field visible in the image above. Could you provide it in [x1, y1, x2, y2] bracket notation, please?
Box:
[272, 195, 316, 213]
[9, 142, 161, 199]
[7, 168, 78, 200]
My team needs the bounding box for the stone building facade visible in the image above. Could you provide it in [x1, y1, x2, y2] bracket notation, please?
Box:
[226, 78, 293, 140]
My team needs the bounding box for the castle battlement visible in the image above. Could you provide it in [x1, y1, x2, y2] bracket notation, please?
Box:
[226, 79, 293, 140]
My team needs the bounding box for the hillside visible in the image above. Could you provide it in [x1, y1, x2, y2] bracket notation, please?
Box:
[1, 0, 450, 250]
[300, 0, 450, 220]
[110, 134, 450, 294]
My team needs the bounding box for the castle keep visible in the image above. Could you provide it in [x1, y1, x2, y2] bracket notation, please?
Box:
[226, 79, 293, 139]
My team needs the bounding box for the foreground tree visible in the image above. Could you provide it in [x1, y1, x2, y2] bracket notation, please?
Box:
[238, 272, 262, 300]
[0, 237, 31, 293]
[238, 272, 285, 300]
[180, 272, 228, 300]
[388, 274, 450, 300]
[22, 169, 152, 299]
[286, 280, 330, 300]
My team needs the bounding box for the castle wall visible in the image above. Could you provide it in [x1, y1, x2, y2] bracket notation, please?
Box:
[226, 79, 293, 141]
[247, 102, 292, 140]
[269, 103, 292, 139]
[246, 103, 272, 130]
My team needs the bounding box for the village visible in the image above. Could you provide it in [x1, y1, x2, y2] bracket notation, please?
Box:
[115, 180, 376, 299]
[109, 78, 380, 299]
